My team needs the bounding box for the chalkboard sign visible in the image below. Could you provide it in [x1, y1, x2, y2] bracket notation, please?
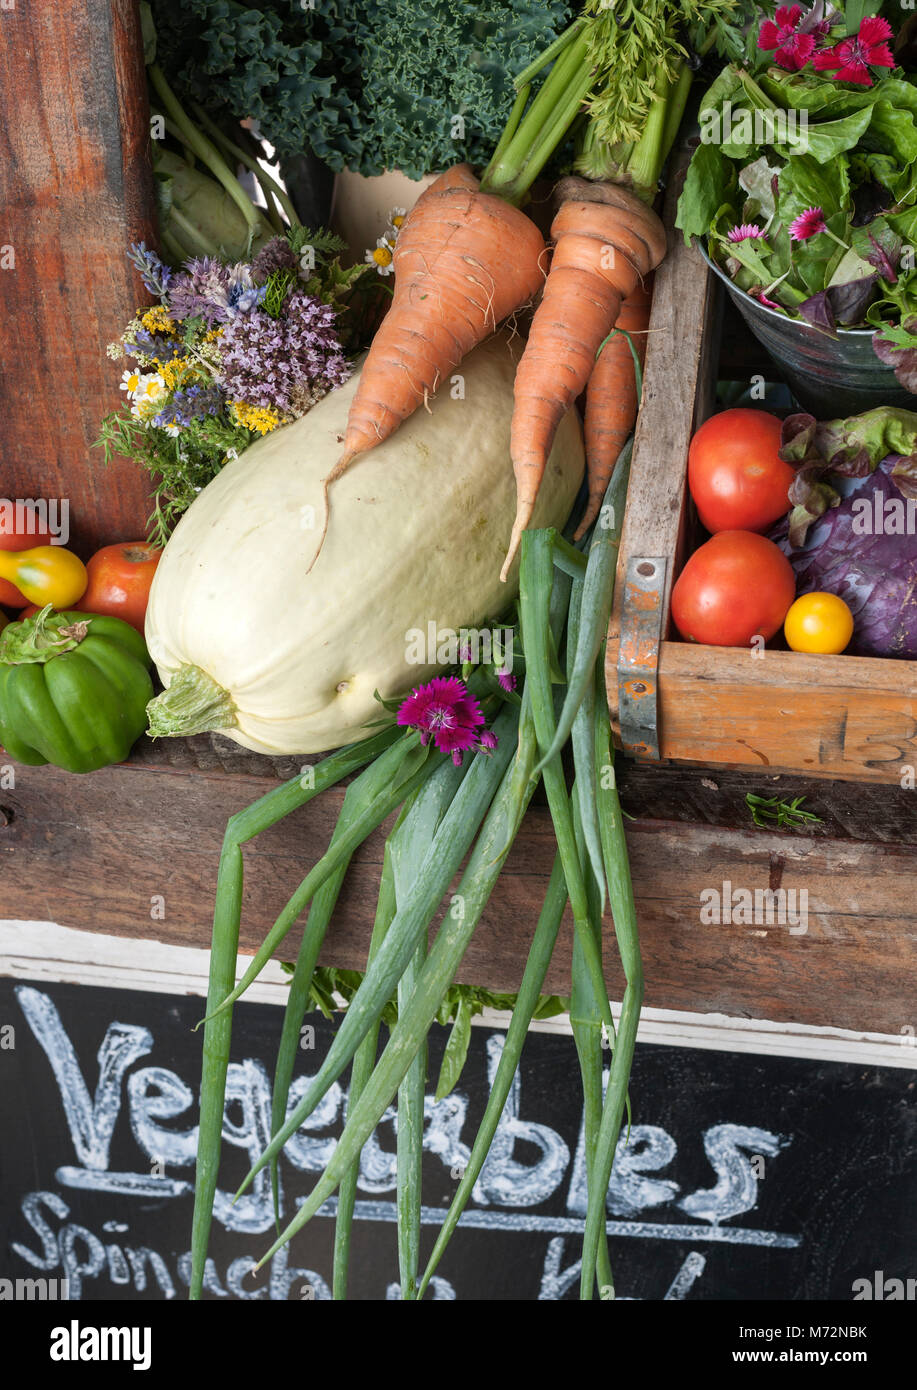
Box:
[2, 977, 915, 1302]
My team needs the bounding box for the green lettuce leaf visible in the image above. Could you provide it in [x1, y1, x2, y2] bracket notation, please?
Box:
[775, 106, 873, 164]
[675, 143, 736, 243]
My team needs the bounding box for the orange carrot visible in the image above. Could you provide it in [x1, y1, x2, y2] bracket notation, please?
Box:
[501, 184, 666, 580]
[335, 164, 547, 477]
[574, 278, 652, 540]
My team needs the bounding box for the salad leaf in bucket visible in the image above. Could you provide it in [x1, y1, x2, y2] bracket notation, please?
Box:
[676, 5, 917, 389]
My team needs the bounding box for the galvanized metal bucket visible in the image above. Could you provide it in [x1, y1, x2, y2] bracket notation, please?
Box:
[697, 240, 915, 418]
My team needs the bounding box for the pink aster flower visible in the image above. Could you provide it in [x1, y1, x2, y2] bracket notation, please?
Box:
[789, 206, 827, 241]
[727, 223, 767, 243]
[476, 729, 499, 755]
[496, 667, 517, 692]
[758, 5, 817, 70]
[813, 15, 895, 85]
[396, 676, 486, 764]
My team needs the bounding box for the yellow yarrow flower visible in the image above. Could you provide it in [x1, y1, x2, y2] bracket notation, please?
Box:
[158, 357, 192, 391]
[230, 400, 282, 435]
[141, 305, 177, 334]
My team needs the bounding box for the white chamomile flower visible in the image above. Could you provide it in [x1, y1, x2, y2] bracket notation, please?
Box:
[365, 238, 395, 277]
[386, 207, 407, 240]
[130, 372, 168, 420]
[120, 368, 141, 399]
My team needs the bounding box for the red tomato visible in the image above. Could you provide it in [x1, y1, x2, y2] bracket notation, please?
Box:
[688, 409, 795, 534]
[0, 504, 53, 606]
[672, 530, 796, 647]
[73, 542, 162, 633]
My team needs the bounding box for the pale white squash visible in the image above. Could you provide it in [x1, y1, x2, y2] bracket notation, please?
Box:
[145, 332, 584, 755]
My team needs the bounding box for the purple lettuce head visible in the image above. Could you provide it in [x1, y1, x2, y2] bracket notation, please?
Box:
[771, 458, 917, 658]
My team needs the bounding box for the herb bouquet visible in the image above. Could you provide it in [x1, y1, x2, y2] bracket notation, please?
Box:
[98, 228, 385, 547]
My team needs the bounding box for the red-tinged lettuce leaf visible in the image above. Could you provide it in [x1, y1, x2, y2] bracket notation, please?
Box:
[780, 412, 819, 462]
[778, 406, 917, 541]
[826, 272, 878, 325]
[786, 464, 841, 546]
[770, 459, 917, 659]
[799, 291, 837, 334]
[866, 231, 900, 282]
[889, 452, 917, 500]
[804, 406, 917, 475]
[873, 327, 917, 393]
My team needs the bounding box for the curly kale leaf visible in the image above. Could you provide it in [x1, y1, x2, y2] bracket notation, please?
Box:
[150, 0, 571, 178]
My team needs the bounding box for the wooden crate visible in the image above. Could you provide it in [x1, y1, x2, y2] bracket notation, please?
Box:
[606, 179, 917, 787]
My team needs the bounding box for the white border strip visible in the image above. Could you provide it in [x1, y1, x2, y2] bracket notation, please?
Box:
[2, 918, 915, 1070]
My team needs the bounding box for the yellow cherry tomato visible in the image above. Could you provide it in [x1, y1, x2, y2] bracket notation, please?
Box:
[0, 545, 88, 608]
[784, 591, 854, 654]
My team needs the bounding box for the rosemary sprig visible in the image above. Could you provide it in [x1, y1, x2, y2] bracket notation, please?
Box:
[745, 793, 824, 830]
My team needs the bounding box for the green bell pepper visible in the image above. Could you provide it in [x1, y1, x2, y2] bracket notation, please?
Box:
[0, 605, 154, 773]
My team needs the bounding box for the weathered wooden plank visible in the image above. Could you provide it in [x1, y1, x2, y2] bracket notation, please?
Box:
[119, 729, 917, 844]
[615, 758, 917, 846]
[608, 166, 715, 649]
[2, 759, 915, 1033]
[0, 0, 156, 553]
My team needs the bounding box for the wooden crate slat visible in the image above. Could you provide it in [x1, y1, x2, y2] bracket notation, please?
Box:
[609, 169, 718, 650]
[650, 642, 917, 782]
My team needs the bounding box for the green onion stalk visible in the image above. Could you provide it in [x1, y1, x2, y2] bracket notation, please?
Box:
[480, 0, 748, 205]
[189, 449, 641, 1301]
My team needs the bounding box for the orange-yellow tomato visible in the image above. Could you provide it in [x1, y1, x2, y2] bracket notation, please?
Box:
[0, 546, 88, 609]
[784, 592, 854, 654]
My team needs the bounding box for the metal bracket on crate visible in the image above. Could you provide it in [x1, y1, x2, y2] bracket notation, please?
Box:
[616, 555, 668, 761]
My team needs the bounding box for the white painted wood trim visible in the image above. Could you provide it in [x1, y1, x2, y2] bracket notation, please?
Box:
[2, 918, 916, 1070]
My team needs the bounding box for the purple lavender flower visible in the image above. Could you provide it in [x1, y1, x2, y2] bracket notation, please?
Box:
[152, 383, 225, 430]
[167, 257, 233, 326]
[127, 242, 172, 299]
[124, 327, 180, 362]
[251, 236, 298, 281]
[219, 290, 351, 415]
[167, 259, 268, 325]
